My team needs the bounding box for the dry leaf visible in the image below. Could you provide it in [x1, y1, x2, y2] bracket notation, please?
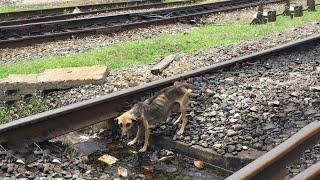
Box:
[98, 154, 118, 165]
[194, 160, 204, 169]
[117, 166, 128, 178]
[159, 155, 174, 162]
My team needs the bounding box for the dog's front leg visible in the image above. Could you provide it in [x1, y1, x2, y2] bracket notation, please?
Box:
[139, 120, 150, 152]
[173, 114, 182, 125]
[177, 101, 188, 135]
[128, 125, 140, 146]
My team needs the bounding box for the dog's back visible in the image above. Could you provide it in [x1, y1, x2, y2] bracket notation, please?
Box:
[138, 82, 192, 125]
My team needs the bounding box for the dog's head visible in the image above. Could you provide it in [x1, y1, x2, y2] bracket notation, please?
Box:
[115, 112, 136, 136]
[174, 81, 193, 93]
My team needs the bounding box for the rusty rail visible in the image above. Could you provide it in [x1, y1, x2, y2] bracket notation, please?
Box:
[226, 121, 320, 180]
[0, 1, 191, 26]
[0, 0, 162, 21]
[291, 161, 320, 180]
[0, 34, 319, 149]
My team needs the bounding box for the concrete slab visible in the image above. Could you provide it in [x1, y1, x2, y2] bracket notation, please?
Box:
[0, 66, 108, 99]
[37, 66, 108, 90]
[39, 66, 107, 82]
[1, 74, 38, 84]
[0, 74, 38, 91]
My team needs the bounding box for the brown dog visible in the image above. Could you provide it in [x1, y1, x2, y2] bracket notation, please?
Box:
[115, 81, 192, 152]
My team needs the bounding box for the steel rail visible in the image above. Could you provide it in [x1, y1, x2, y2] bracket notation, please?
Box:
[291, 161, 320, 180]
[0, 0, 284, 48]
[0, 0, 162, 21]
[226, 121, 320, 180]
[0, 1, 191, 26]
[0, 33, 318, 149]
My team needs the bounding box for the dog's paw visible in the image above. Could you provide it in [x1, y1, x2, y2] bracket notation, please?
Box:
[127, 140, 136, 146]
[138, 148, 147, 153]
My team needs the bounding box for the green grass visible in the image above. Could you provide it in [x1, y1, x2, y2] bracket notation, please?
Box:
[0, 4, 17, 13]
[0, 98, 48, 124]
[0, 8, 320, 79]
[0, 107, 11, 124]
[0, 2, 77, 13]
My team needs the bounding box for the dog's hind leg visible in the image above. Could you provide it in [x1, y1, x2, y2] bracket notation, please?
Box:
[139, 120, 150, 152]
[128, 125, 140, 146]
[177, 96, 188, 135]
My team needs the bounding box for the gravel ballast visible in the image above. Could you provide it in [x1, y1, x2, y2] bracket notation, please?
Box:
[166, 42, 319, 154]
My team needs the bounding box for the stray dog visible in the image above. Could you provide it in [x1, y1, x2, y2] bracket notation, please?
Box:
[115, 81, 192, 152]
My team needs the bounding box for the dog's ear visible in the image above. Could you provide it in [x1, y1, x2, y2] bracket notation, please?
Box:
[131, 114, 137, 121]
[114, 116, 119, 121]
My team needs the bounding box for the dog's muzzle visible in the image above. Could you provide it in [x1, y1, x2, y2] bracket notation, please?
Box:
[122, 131, 127, 136]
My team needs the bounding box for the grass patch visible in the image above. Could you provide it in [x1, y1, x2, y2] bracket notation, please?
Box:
[0, 4, 17, 13]
[0, 107, 11, 124]
[1, 7, 320, 79]
[0, 1, 79, 13]
[0, 98, 48, 124]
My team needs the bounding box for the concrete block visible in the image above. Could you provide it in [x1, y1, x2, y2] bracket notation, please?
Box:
[0, 74, 38, 91]
[37, 66, 108, 90]
[0, 66, 108, 101]
[0, 66, 108, 91]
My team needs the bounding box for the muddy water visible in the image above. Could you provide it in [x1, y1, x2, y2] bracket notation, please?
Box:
[86, 141, 230, 179]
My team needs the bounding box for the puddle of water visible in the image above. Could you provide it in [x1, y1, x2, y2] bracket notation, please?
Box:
[51, 129, 231, 179]
[86, 141, 230, 179]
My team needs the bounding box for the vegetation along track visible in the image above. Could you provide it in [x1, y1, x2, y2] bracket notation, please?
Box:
[0, 0, 192, 26]
[0, 34, 319, 176]
[0, 0, 284, 48]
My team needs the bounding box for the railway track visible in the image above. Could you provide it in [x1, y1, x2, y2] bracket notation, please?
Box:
[0, 0, 162, 21]
[0, 0, 284, 48]
[0, 33, 319, 177]
[226, 121, 320, 179]
[0, 1, 192, 26]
